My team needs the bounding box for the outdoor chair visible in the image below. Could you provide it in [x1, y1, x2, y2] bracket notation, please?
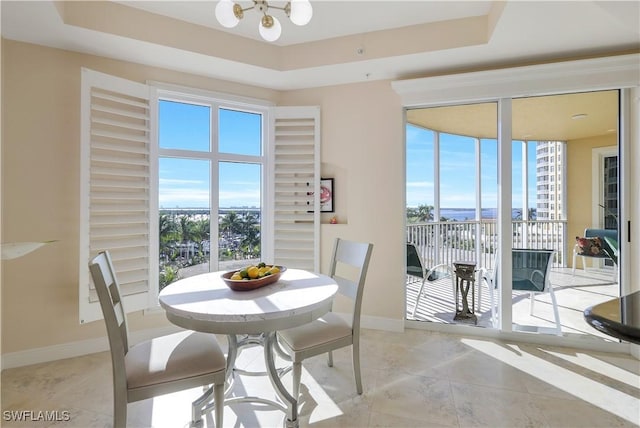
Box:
[573, 228, 618, 281]
[89, 251, 227, 428]
[406, 242, 455, 318]
[277, 238, 374, 400]
[479, 249, 561, 335]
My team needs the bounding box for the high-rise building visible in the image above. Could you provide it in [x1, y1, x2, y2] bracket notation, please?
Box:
[536, 141, 564, 221]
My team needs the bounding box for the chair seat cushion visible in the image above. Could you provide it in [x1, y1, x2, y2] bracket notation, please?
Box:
[278, 312, 352, 352]
[575, 236, 608, 258]
[125, 330, 226, 390]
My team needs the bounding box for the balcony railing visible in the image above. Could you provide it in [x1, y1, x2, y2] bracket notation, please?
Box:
[406, 220, 567, 271]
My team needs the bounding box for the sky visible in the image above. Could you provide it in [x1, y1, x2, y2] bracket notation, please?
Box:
[406, 124, 537, 211]
[157, 99, 537, 211]
[158, 100, 262, 209]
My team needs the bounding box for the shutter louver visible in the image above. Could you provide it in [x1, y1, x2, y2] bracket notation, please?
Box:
[272, 108, 320, 272]
[80, 68, 151, 324]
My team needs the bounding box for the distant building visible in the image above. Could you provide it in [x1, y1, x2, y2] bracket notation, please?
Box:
[536, 141, 564, 221]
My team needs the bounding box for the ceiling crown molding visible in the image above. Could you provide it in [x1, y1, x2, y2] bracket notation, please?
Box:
[392, 53, 640, 107]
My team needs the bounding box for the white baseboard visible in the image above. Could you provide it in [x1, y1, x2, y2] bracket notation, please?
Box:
[1, 325, 182, 370]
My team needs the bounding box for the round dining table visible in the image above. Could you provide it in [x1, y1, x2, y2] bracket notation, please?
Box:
[158, 268, 338, 427]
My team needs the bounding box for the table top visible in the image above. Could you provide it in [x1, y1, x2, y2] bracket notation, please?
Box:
[584, 291, 640, 345]
[159, 268, 339, 335]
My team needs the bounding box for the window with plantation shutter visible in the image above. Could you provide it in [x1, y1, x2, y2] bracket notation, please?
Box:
[79, 70, 321, 323]
[271, 107, 321, 272]
[79, 68, 152, 324]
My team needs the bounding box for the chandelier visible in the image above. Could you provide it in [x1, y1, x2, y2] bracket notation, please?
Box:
[215, 0, 313, 42]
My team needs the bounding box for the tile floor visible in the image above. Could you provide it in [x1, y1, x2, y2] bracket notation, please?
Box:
[2, 329, 639, 427]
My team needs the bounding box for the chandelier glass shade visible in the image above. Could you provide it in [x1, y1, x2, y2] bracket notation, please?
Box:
[215, 0, 313, 42]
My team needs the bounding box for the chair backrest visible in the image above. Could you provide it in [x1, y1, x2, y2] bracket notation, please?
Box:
[406, 243, 425, 279]
[328, 238, 374, 330]
[511, 249, 554, 292]
[491, 249, 554, 293]
[88, 251, 129, 381]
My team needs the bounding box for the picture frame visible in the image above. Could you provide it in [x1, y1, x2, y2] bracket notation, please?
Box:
[320, 178, 334, 212]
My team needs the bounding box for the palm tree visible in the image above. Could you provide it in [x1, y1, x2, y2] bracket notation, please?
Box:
[220, 211, 242, 240]
[159, 213, 178, 261]
[239, 213, 260, 258]
[407, 204, 434, 223]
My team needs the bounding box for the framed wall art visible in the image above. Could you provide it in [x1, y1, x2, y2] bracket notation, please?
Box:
[320, 178, 334, 212]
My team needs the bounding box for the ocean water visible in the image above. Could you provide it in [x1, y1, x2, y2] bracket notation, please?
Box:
[439, 208, 524, 221]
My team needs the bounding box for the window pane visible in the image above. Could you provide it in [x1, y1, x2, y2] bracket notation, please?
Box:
[440, 133, 476, 220]
[406, 125, 434, 223]
[159, 100, 211, 151]
[481, 138, 497, 219]
[158, 158, 211, 289]
[219, 108, 262, 156]
[218, 162, 261, 270]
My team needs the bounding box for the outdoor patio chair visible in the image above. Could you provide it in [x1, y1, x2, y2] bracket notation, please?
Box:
[573, 228, 618, 281]
[406, 242, 455, 318]
[277, 238, 374, 399]
[89, 251, 227, 428]
[479, 249, 561, 335]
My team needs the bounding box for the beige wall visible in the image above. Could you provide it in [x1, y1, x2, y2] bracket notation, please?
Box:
[566, 134, 617, 267]
[1, 40, 406, 356]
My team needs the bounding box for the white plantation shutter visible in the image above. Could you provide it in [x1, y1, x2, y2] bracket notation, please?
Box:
[271, 107, 321, 272]
[79, 68, 152, 324]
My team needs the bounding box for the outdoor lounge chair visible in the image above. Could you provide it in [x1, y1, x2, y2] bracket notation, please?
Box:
[479, 249, 561, 335]
[573, 228, 618, 281]
[407, 242, 455, 318]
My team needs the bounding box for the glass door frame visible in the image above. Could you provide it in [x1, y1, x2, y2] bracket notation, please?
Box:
[393, 53, 638, 347]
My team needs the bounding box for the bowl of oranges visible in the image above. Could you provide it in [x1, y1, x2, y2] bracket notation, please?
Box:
[221, 263, 286, 291]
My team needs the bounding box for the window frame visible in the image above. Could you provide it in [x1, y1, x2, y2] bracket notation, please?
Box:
[148, 83, 274, 305]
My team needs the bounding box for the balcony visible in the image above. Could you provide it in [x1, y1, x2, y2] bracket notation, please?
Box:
[406, 221, 619, 339]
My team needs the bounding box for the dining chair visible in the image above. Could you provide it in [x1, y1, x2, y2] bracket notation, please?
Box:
[406, 242, 455, 318]
[89, 251, 227, 428]
[479, 248, 561, 335]
[277, 238, 374, 400]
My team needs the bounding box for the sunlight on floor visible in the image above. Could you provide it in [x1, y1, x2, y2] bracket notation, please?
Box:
[461, 338, 640, 425]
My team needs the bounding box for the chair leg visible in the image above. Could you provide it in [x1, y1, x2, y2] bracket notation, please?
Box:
[113, 391, 127, 428]
[292, 361, 302, 401]
[411, 278, 427, 317]
[214, 382, 225, 428]
[488, 280, 496, 328]
[327, 350, 334, 367]
[352, 341, 363, 394]
[529, 292, 535, 315]
[477, 274, 482, 312]
[548, 286, 562, 336]
[572, 251, 577, 276]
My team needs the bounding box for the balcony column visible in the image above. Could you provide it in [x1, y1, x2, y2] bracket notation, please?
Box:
[497, 98, 513, 332]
